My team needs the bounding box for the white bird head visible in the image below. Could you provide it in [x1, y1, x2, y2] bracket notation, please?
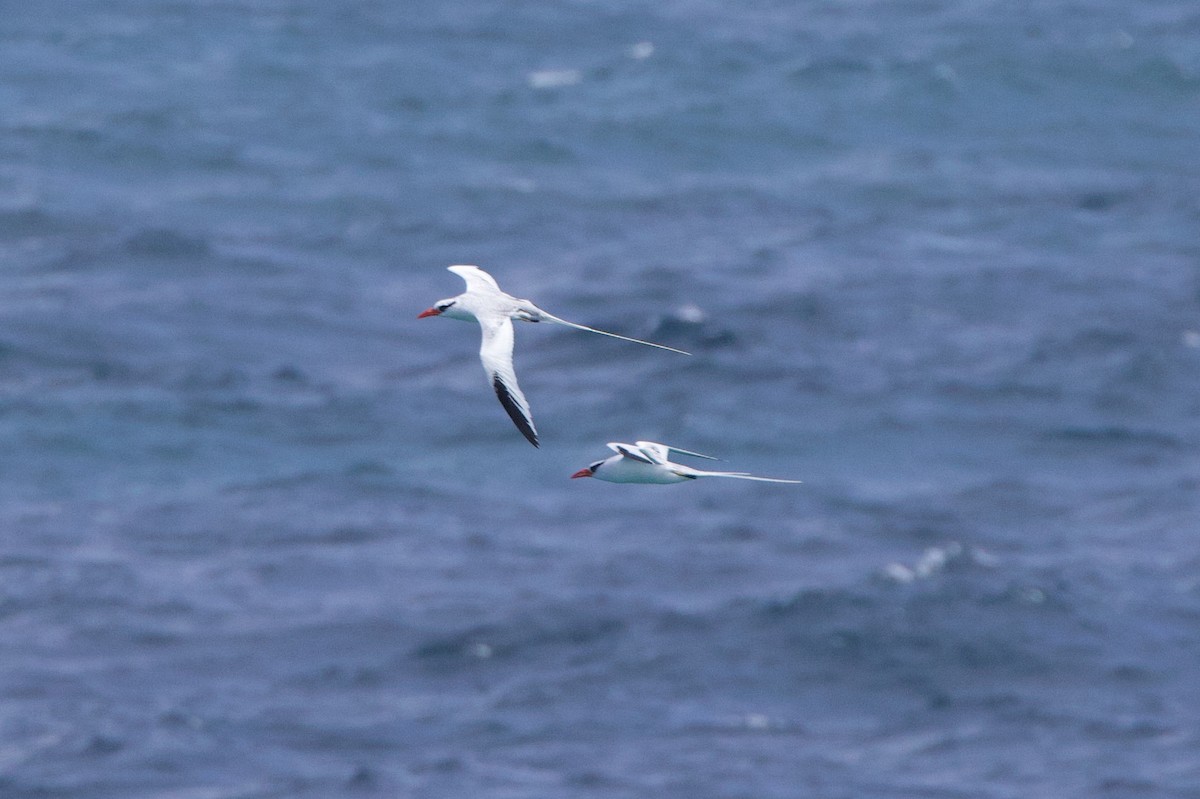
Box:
[417, 296, 474, 322]
[570, 459, 607, 479]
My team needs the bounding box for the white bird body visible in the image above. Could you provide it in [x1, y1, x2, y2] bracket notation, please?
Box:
[572, 441, 802, 485]
[419, 265, 688, 447]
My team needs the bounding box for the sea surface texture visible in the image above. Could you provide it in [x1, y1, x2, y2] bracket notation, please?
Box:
[2, 2, 1199, 797]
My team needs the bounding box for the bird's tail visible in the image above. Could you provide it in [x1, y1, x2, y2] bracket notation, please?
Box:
[535, 310, 691, 355]
[693, 469, 803, 484]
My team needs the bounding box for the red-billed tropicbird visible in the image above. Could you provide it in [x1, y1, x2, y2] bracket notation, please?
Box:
[418, 265, 688, 447]
[570, 441, 802, 484]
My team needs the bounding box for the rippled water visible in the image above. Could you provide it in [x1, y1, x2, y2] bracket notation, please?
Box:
[1, 1, 1199, 797]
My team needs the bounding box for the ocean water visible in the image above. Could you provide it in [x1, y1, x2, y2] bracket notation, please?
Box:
[1, 1, 1199, 796]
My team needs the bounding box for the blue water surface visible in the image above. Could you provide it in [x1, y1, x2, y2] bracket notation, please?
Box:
[1, 1, 1199, 797]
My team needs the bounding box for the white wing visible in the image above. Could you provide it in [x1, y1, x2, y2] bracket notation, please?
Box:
[448, 265, 502, 295]
[635, 441, 718, 462]
[478, 314, 538, 447]
[606, 442, 655, 464]
[449, 267, 688, 355]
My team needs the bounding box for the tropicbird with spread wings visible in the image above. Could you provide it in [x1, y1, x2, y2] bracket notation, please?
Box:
[418, 265, 688, 447]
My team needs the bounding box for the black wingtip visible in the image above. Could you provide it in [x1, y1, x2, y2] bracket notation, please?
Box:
[492, 375, 539, 447]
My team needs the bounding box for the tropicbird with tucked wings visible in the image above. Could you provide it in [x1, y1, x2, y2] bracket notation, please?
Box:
[570, 441, 802, 484]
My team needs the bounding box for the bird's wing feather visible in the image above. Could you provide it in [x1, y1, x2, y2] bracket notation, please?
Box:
[631, 442, 670, 464]
[636, 441, 718, 461]
[478, 314, 538, 447]
[612, 443, 656, 464]
[449, 265, 502, 295]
